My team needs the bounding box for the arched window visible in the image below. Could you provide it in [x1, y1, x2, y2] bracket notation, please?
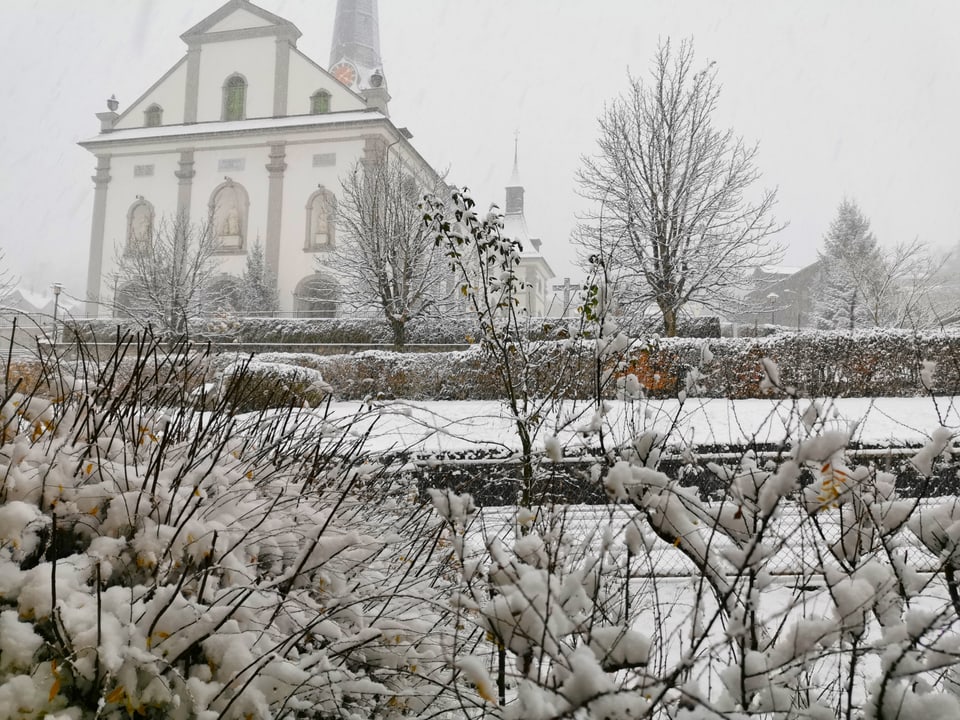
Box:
[144, 104, 163, 127]
[305, 187, 337, 250]
[222, 74, 247, 121]
[310, 90, 331, 115]
[294, 274, 340, 318]
[126, 197, 154, 252]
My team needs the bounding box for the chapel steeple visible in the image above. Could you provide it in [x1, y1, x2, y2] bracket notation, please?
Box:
[329, 0, 390, 115]
[505, 133, 525, 216]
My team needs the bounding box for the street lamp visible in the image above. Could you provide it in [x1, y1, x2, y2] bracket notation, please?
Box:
[51, 283, 62, 345]
[783, 289, 801, 332]
[766, 292, 778, 325]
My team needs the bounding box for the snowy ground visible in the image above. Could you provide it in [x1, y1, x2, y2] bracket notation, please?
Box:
[325, 396, 960, 456]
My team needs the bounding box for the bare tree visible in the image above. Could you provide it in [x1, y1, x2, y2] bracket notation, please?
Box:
[578, 38, 783, 336]
[334, 156, 452, 348]
[111, 213, 223, 335]
[860, 239, 949, 328]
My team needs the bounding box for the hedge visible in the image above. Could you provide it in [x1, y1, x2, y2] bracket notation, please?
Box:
[64, 314, 720, 348]
[211, 330, 960, 401]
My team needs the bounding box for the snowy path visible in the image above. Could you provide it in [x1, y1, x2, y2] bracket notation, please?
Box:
[326, 396, 960, 456]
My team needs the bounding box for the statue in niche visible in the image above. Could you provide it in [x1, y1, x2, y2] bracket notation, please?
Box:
[311, 191, 333, 247]
[213, 180, 243, 249]
[129, 199, 153, 249]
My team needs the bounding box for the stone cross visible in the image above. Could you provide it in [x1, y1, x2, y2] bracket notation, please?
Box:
[552, 277, 576, 308]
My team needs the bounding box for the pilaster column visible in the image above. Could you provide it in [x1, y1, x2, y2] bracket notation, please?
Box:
[273, 38, 291, 117]
[85, 155, 111, 317]
[175, 149, 196, 222]
[184, 45, 201, 124]
[265, 142, 287, 276]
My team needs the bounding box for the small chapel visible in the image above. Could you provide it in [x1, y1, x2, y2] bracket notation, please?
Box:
[81, 0, 554, 319]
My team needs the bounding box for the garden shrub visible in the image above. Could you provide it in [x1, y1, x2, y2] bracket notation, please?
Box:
[215, 358, 331, 411]
[0, 333, 462, 718]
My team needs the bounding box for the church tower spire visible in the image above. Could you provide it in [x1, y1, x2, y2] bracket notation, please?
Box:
[505, 132, 524, 216]
[329, 0, 390, 115]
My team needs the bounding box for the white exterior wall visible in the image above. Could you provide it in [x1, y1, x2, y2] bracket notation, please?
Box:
[99, 151, 182, 301]
[287, 51, 364, 116]
[114, 60, 188, 130]
[196, 37, 276, 122]
[275, 136, 368, 306]
[190, 141, 271, 276]
[209, 9, 272, 32]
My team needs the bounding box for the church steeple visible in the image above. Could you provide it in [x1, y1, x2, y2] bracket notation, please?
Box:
[329, 0, 390, 115]
[505, 133, 524, 216]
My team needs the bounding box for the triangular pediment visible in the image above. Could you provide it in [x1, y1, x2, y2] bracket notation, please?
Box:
[181, 0, 301, 43]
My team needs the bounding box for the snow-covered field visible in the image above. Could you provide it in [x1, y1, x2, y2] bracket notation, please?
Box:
[327, 396, 960, 455]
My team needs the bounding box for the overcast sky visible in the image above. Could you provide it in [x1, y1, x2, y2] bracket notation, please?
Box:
[2, 0, 959, 303]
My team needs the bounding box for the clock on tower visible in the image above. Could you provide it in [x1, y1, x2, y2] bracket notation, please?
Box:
[330, 61, 358, 87]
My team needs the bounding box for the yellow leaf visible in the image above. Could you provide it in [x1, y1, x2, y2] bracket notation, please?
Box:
[48, 677, 61, 702]
[106, 685, 125, 704]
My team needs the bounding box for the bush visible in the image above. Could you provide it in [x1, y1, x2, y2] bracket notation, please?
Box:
[0, 333, 462, 718]
[66, 314, 722, 350]
[215, 357, 332, 412]
[203, 330, 960, 403]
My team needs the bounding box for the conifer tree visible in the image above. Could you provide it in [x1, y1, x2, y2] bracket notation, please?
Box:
[814, 199, 884, 330]
[239, 239, 278, 316]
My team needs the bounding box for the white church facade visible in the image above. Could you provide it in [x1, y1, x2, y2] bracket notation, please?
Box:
[80, 0, 554, 320]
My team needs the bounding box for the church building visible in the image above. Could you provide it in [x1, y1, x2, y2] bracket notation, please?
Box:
[80, 0, 440, 318]
[502, 143, 554, 317]
[80, 0, 555, 320]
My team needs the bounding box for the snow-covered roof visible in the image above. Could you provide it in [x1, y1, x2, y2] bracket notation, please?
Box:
[80, 110, 385, 147]
[758, 265, 802, 276]
[502, 212, 530, 245]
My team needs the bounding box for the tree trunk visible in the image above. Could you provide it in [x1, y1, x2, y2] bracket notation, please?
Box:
[390, 318, 406, 350]
[662, 306, 678, 337]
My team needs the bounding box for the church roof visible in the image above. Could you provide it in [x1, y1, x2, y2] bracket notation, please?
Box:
[180, 0, 301, 43]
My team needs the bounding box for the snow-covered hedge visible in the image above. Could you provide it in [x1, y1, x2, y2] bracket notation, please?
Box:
[631, 329, 960, 398]
[205, 330, 960, 402]
[214, 357, 332, 412]
[225, 344, 598, 401]
[66, 315, 720, 349]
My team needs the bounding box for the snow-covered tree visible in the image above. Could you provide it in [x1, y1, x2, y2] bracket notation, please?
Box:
[859, 238, 951, 328]
[237, 239, 278, 316]
[335, 156, 452, 348]
[812, 200, 950, 330]
[111, 213, 222, 335]
[814, 199, 885, 330]
[578, 38, 783, 336]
